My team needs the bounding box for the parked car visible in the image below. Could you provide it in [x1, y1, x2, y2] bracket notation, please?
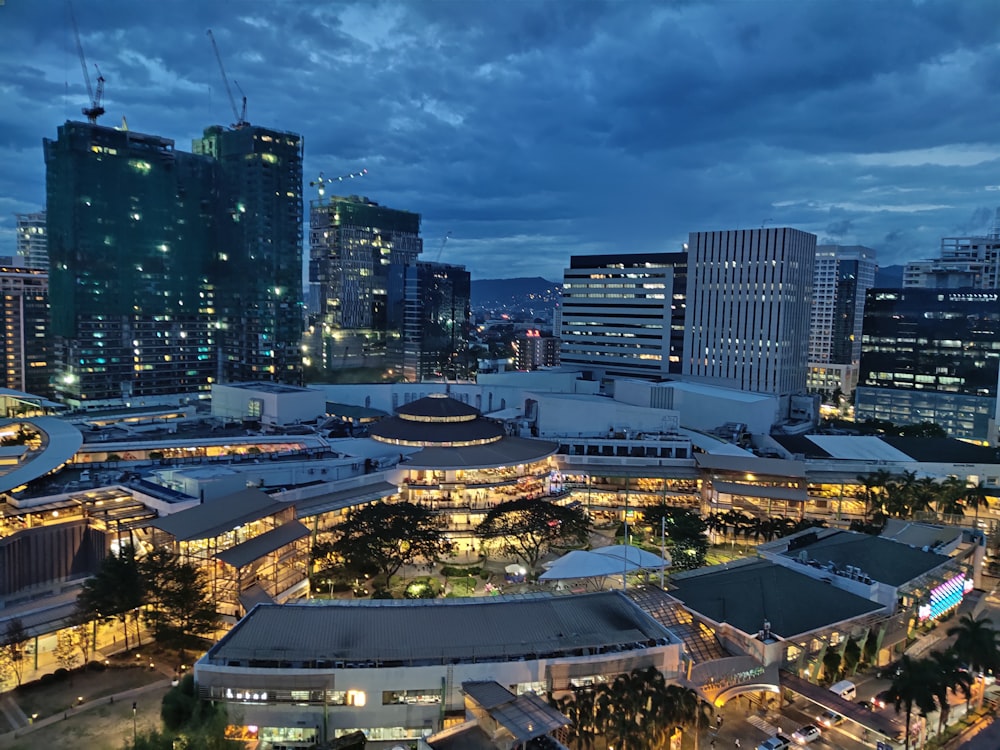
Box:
[756, 734, 792, 750]
[791, 724, 822, 744]
[815, 710, 844, 728]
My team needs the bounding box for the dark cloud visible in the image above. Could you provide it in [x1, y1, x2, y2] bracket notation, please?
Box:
[1, 0, 1000, 280]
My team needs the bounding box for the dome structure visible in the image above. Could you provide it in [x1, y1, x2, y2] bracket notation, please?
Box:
[370, 393, 557, 470]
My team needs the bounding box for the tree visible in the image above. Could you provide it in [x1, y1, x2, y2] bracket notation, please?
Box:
[77, 546, 144, 649]
[855, 470, 894, 521]
[947, 613, 1000, 710]
[71, 617, 92, 666]
[0, 618, 29, 687]
[332, 502, 453, 583]
[821, 649, 842, 684]
[842, 638, 862, 677]
[54, 629, 80, 673]
[141, 548, 220, 648]
[927, 649, 972, 734]
[642, 506, 708, 571]
[886, 655, 939, 750]
[476, 498, 590, 573]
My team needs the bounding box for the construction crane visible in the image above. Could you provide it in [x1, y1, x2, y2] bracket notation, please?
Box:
[309, 169, 368, 199]
[206, 29, 248, 129]
[435, 231, 452, 262]
[69, 1, 105, 124]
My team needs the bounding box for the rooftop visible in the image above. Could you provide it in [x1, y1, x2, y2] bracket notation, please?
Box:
[150, 487, 285, 542]
[202, 590, 674, 667]
[776, 529, 951, 586]
[668, 559, 884, 640]
[404, 436, 558, 470]
[219, 382, 317, 395]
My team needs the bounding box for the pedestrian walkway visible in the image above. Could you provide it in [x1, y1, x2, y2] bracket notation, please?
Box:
[746, 715, 780, 736]
[0, 695, 27, 730]
[0, 676, 170, 744]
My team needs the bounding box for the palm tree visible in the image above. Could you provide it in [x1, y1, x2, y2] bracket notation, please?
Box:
[886, 655, 939, 750]
[947, 613, 1000, 709]
[927, 649, 973, 735]
[669, 683, 712, 750]
[963, 480, 992, 529]
[936, 476, 968, 518]
[909, 476, 939, 518]
[885, 470, 917, 518]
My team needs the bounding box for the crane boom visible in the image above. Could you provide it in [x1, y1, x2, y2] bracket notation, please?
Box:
[69, 0, 105, 124]
[309, 169, 368, 199]
[206, 29, 247, 129]
[436, 231, 452, 262]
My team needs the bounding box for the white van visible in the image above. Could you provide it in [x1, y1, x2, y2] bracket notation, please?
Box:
[79, 469, 91, 482]
[829, 680, 856, 700]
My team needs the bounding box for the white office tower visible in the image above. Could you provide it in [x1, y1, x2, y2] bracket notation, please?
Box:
[808, 245, 877, 396]
[904, 226, 1000, 289]
[684, 227, 816, 397]
[15, 212, 47, 271]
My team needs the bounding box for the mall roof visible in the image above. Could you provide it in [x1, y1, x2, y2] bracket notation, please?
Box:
[695, 453, 807, 478]
[370, 416, 504, 444]
[777, 529, 951, 586]
[396, 393, 480, 419]
[214, 520, 309, 568]
[669, 560, 884, 640]
[462, 682, 570, 743]
[291, 480, 398, 518]
[880, 519, 963, 550]
[404, 436, 558, 470]
[880, 436, 1000, 464]
[219, 382, 317, 395]
[150, 487, 284, 542]
[203, 590, 674, 667]
[0, 416, 83, 493]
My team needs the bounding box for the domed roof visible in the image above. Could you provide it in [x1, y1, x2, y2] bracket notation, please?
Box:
[369, 393, 504, 447]
[395, 393, 480, 421]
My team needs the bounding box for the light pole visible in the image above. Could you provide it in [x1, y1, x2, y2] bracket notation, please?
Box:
[132, 701, 137, 744]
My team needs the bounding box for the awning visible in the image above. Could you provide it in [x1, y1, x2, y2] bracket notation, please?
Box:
[215, 520, 310, 569]
[592, 544, 670, 569]
[238, 583, 274, 613]
[711, 480, 807, 503]
[780, 671, 904, 739]
[539, 550, 639, 581]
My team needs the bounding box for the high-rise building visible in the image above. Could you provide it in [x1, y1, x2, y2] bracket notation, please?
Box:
[855, 288, 1000, 443]
[0, 267, 48, 395]
[683, 227, 816, 396]
[558, 252, 687, 380]
[903, 233, 1000, 289]
[193, 125, 304, 384]
[400, 261, 471, 382]
[808, 245, 877, 396]
[45, 122, 221, 405]
[308, 195, 422, 370]
[514, 331, 560, 371]
[14, 212, 47, 271]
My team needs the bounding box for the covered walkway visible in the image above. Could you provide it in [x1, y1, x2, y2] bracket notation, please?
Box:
[780, 671, 903, 740]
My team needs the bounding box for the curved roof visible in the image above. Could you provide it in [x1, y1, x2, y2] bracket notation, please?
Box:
[397, 393, 480, 420]
[370, 417, 504, 445]
[403, 436, 558, 470]
[0, 417, 83, 493]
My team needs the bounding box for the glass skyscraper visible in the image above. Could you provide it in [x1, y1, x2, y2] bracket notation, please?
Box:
[855, 288, 1000, 443]
[399, 261, 471, 382]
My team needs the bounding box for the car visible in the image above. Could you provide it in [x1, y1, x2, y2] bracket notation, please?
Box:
[791, 724, 822, 744]
[815, 710, 844, 728]
[871, 689, 893, 709]
[756, 734, 792, 750]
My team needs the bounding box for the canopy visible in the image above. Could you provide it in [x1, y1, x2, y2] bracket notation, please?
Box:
[592, 544, 671, 569]
[539, 550, 640, 581]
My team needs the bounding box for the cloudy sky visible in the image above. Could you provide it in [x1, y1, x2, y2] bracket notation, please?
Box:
[2, 0, 1000, 281]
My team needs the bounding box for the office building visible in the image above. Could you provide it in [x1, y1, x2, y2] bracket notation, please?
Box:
[0, 267, 48, 395]
[399, 261, 471, 382]
[904, 232, 1000, 290]
[193, 125, 304, 384]
[684, 227, 816, 396]
[308, 195, 422, 371]
[513, 330, 560, 371]
[855, 288, 1000, 443]
[45, 122, 221, 405]
[808, 245, 877, 396]
[14, 211, 47, 271]
[559, 252, 687, 380]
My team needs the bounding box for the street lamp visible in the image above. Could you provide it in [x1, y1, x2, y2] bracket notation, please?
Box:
[132, 701, 137, 744]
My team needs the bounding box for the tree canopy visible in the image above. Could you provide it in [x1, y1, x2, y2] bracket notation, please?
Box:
[77, 547, 144, 649]
[329, 501, 453, 582]
[476, 497, 590, 572]
[641, 506, 708, 571]
[141, 548, 220, 648]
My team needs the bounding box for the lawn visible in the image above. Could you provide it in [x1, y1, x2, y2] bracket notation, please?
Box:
[14, 666, 164, 721]
[0, 682, 171, 750]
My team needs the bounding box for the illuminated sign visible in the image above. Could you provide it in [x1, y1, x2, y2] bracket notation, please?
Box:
[920, 573, 966, 621]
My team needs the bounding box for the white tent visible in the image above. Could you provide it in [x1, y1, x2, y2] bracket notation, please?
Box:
[537, 550, 639, 581]
[592, 544, 670, 570]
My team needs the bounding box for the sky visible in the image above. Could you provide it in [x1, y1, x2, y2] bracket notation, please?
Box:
[2, 0, 1000, 282]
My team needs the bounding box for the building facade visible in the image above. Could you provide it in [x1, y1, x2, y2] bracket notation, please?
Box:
[808, 245, 877, 397]
[559, 252, 687, 381]
[513, 330, 560, 371]
[308, 195, 422, 372]
[45, 122, 221, 405]
[193, 125, 305, 385]
[855, 288, 1000, 443]
[904, 234, 1000, 289]
[0, 267, 49, 395]
[399, 261, 471, 382]
[683, 227, 816, 396]
[14, 211, 47, 271]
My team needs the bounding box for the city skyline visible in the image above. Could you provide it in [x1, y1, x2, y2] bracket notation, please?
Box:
[2, 0, 1000, 280]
